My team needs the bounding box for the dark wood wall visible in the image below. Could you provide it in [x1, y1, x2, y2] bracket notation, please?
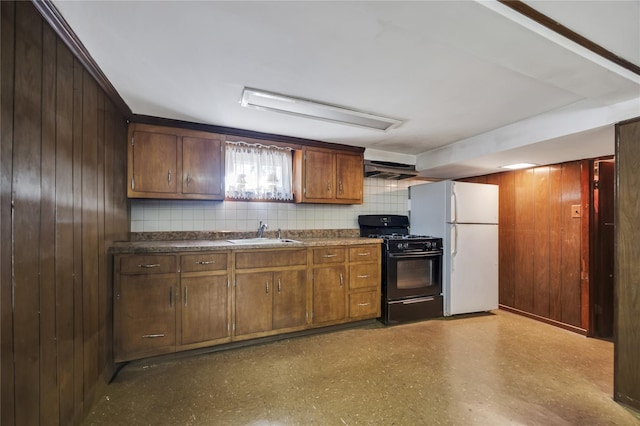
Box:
[462, 160, 588, 331]
[1, 2, 129, 424]
[614, 117, 640, 410]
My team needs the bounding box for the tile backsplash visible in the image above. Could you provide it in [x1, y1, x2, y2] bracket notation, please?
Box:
[130, 178, 411, 232]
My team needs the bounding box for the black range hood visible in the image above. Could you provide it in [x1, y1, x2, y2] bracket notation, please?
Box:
[363, 160, 419, 180]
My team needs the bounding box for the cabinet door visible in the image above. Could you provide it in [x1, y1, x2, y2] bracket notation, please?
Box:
[273, 269, 307, 330]
[336, 152, 363, 202]
[115, 274, 177, 361]
[235, 272, 273, 335]
[304, 149, 335, 201]
[313, 265, 346, 323]
[182, 136, 224, 199]
[130, 130, 179, 195]
[181, 275, 229, 345]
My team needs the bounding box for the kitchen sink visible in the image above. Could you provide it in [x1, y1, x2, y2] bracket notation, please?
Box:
[226, 238, 301, 245]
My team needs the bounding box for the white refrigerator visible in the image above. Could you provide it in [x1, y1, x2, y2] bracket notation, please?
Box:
[410, 180, 499, 316]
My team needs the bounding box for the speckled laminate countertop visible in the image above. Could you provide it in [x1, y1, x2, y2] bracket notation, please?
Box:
[109, 230, 382, 254]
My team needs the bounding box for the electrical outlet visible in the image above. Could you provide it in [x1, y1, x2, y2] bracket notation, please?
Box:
[571, 204, 581, 218]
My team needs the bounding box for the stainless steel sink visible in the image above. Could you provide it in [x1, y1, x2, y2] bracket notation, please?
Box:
[226, 238, 301, 245]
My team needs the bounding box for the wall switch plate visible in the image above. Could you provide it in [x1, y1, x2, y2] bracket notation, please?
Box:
[571, 204, 581, 218]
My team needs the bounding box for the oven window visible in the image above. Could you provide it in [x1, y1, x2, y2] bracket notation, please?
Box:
[397, 258, 436, 289]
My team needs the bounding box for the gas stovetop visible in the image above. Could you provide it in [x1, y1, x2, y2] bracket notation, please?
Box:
[367, 233, 435, 241]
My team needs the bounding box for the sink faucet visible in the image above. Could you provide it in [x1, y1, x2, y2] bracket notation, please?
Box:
[257, 221, 268, 238]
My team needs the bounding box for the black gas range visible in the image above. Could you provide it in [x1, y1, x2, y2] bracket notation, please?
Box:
[358, 215, 443, 324]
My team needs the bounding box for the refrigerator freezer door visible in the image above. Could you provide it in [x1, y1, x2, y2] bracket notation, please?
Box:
[445, 223, 498, 316]
[450, 181, 498, 224]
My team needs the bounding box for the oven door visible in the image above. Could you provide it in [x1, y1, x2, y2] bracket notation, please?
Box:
[385, 250, 442, 301]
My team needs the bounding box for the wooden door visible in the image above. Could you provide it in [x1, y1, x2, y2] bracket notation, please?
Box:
[304, 149, 335, 201]
[592, 160, 615, 338]
[181, 275, 229, 345]
[182, 136, 224, 199]
[313, 265, 346, 323]
[235, 272, 273, 335]
[114, 274, 177, 361]
[273, 269, 307, 330]
[130, 130, 179, 195]
[336, 152, 363, 202]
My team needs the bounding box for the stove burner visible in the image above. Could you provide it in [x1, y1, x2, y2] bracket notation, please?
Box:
[368, 234, 435, 240]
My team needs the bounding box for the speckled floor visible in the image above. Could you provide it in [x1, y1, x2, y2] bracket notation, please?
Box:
[83, 310, 640, 425]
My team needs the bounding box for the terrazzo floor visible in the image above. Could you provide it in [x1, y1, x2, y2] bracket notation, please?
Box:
[83, 310, 640, 425]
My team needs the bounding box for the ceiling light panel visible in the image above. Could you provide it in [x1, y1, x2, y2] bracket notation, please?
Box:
[500, 162, 538, 170]
[240, 88, 402, 132]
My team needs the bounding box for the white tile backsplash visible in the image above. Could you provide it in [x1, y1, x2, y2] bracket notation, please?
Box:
[130, 178, 411, 232]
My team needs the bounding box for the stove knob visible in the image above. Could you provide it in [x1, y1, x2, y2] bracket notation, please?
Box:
[397, 243, 403, 250]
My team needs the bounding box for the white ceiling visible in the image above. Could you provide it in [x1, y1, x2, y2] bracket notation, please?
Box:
[52, 0, 640, 179]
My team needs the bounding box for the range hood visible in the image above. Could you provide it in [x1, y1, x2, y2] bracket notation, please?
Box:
[364, 160, 419, 180]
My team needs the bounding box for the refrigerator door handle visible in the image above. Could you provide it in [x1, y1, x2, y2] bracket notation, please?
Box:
[451, 224, 457, 271]
[451, 184, 458, 223]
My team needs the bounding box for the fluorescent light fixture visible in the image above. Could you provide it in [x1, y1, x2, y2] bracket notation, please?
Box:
[500, 162, 538, 170]
[240, 87, 402, 131]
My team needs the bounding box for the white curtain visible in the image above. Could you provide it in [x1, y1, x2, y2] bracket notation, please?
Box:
[225, 142, 293, 201]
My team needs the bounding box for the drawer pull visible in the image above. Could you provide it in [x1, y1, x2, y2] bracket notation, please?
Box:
[357, 302, 370, 307]
[323, 254, 338, 258]
[142, 334, 165, 339]
[357, 252, 370, 256]
[339, 273, 344, 287]
[357, 275, 370, 279]
[196, 260, 214, 265]
[137, 263, 160, 269]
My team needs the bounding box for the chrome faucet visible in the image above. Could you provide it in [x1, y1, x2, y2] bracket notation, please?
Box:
[257, 221, 268, 238]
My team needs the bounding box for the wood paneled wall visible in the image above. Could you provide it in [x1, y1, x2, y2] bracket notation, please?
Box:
[614, 117, 640, 410]
[1, 2, 129, 424]
[463, 161, 587, 331]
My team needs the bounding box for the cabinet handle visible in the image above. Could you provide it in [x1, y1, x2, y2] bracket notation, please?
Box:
[278, 279, 281, 293]
[196, 260, 214, 265]
[323, 254, 338, 258]
[339, 180, 343, 194]
[327, 180, 331, 192]
[339, 273, 343, 287]
[357, 303, 370, 307]
[137, 263, 160, 268]
[357, 275, 370, 279]
[266, 280, 269, 294]
[357, 252, 370, 256]
[184, 287, 188, 307]
[169, 287, 173, 307]
[167, 169, 172, 185]
[142, 334, 165, 339]
[186, 172, 191, 185]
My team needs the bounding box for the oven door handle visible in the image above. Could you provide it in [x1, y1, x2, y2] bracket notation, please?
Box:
[388, 251, 442, 259]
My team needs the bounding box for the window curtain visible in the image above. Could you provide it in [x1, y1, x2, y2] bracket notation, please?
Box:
[225, 142, 293, 201]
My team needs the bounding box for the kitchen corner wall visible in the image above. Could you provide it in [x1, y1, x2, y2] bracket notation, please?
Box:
[130, 178, 412, 232]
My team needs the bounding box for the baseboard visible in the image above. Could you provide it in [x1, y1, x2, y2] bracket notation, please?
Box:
[499, 305, 588, 335]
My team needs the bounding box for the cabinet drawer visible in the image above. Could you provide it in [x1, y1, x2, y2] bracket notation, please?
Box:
[349, 291, 379, 318]
[235, 249, 307, 269]
[313, 247, 346, 264]
[349, 263, 379, 290]
[119, 255, 177, 275]
[181, 252, 228, 273]
[349, 245, 379, 262]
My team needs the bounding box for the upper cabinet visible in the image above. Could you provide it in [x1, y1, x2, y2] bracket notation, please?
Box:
[293, 147, 363, 204]
[127, 123, 225, 200]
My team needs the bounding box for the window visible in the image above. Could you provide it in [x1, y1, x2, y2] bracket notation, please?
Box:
[225, 142, 294, 201]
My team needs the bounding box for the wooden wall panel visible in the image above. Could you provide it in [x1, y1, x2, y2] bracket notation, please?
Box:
[1, 2, 16, 424]
[560, 162, 582, 327]
[514, 169, 534, 313]
[614, 118, 640, 410]
[0, 2, 129, 424]
[497, 173, 516, 307]
[548, 165, 563, 322]
[533, 167, 551, 318]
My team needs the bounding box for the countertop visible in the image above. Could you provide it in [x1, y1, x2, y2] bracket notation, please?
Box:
[109, 236, 382, 254]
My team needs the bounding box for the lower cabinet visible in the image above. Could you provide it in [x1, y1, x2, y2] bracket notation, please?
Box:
[114, 243, 380, 362]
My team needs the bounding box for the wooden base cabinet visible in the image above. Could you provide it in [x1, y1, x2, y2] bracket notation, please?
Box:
[312, 247, 347, 324]
[234, 249, 308, 339]
[347, 245, 381, 319]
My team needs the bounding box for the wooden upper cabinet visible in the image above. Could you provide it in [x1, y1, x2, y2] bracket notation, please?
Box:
[182, 136, 224, 198]
[127, 123, 225, 200]
[294, 147, 364, 204]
